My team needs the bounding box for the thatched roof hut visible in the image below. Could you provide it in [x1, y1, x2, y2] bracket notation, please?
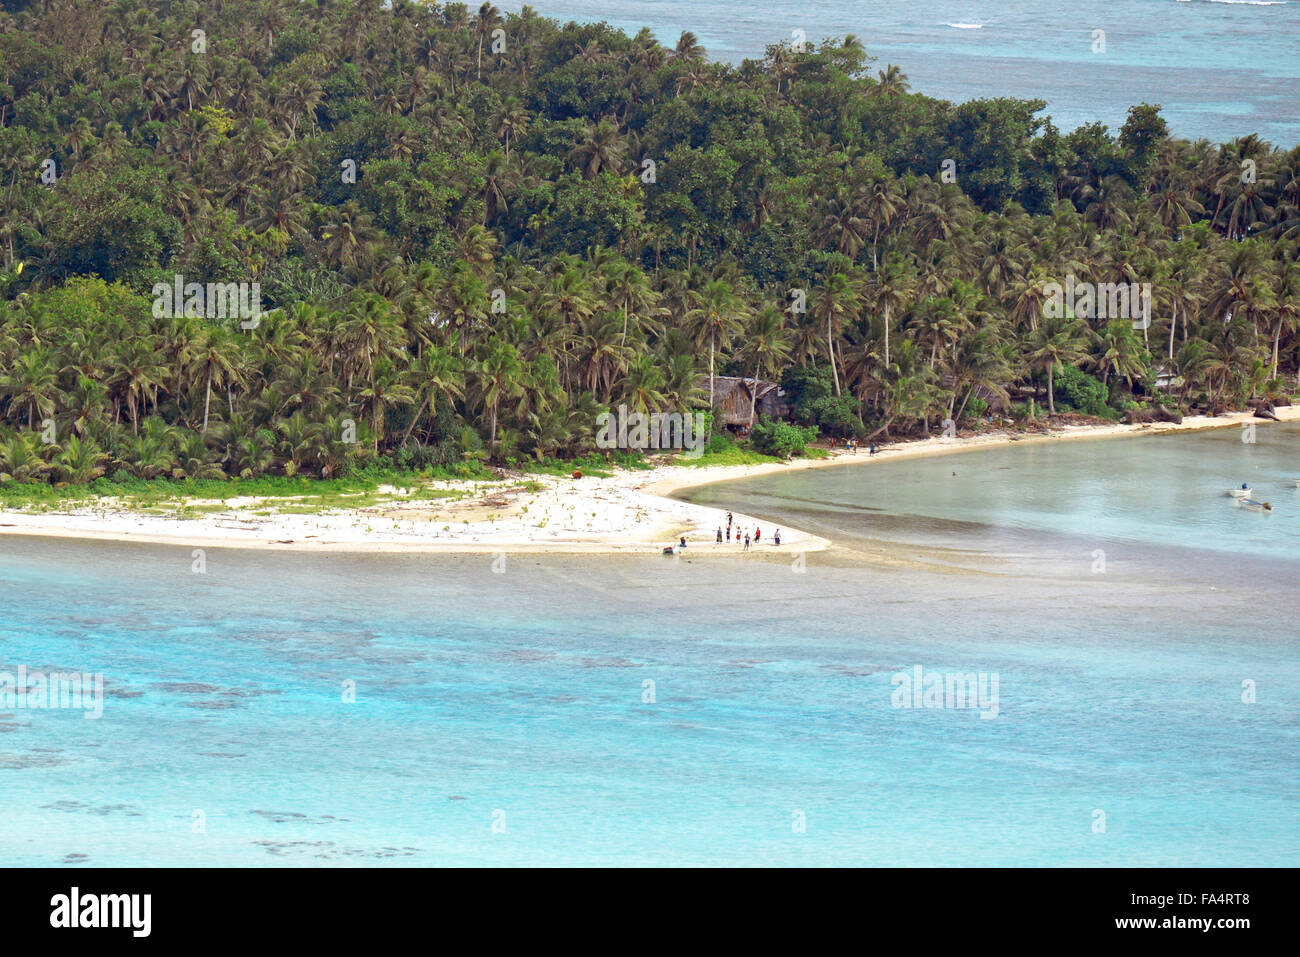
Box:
[703, 376, 790, 428]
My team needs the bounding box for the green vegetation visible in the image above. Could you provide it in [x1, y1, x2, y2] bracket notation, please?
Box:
[749, 418, 819, 458]
[0, 464, 500, 508]
[1054, 366, 1113, 419]
[1, 1, 1298, 491]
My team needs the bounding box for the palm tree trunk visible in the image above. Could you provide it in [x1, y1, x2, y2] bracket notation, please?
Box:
[884, 300, 891, 368]
[955, 387, 973, 422]
[827, 320, 841, 396]
[1047, 365, 1056, 415]
[865, 414, 897, 442]
[1168, 301, 1177, 360]
[399, 396, 431, 449]
[203, 368, 212, 433]
[748, 358, 761, 428]
[708, 336, 715, 414]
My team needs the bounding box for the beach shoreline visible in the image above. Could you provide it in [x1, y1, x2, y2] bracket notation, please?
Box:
[1, 407, 1295, 556]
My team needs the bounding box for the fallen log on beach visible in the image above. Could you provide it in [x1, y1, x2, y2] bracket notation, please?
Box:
[1251, 399, 1280, 421]
[1121, 406, 1182, 425]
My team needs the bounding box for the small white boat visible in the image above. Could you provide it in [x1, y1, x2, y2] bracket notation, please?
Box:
[1226, 487, 1251, 498]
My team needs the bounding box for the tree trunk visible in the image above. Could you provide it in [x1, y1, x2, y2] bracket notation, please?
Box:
[748, 359, 760, 428]
[827, 320, 841, 396]
[955, 387, 973, 422]
[883, 300, 891, 367]
[865, 415, 897, 441]
[203, 368, 212, 433]
[400, 396, 432, 449]
[708, 335, 716, 416]
[1168, 301, 1176, 360]
[1047, 365, 1055, 415]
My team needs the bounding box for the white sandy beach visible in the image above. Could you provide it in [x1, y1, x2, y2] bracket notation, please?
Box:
[1, 407, 1295, 555]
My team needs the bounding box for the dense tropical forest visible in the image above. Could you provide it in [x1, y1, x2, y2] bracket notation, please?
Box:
[1, 0, 1298, 486]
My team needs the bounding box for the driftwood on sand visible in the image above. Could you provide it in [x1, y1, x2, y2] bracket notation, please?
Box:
[1251, 399, 1280, 422]
[1121, 407, 1183, 425]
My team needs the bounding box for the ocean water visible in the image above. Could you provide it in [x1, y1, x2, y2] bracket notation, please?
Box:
[502, 0, 1300, 146]
[1, 425, 1297, 866]
[684, 421, 1300, 572]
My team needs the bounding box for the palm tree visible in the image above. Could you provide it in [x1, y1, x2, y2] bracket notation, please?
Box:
[0, 348, 62, 429]
[1093, 319, 1147, 389]
[480, 150, 513, 225]
[810, 273, 859, 396]
[818, 191, 870, 259]
[1027, 315, 1089, 415]
[493, 96, 529, 158]
[110, 338, 170, 435]
[193, 327, 243, 434]
[743, 306, 793, 426]
[0, 432, 49, 483]
[860, 177, 903, 271]
[618, 354, 669, 413]
[568, 119, 627, 180]
[398, 347, 465, 448]
[876, 64, 910, 97]
[320, 201, 379, 270]
[474, 4, 502, 82]
[949, 327, 1012, 421]
[173, 430, 225, 480]
[53, 435, 109, 484]
[356, 357, 415, 453]
[672, 32, 705, 62]
[685, 279, 748, 413]
[869, 258, 915, 369]
[473, 337, 524, 453]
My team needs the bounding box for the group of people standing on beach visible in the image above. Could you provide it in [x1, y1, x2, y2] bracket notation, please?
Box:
[715, 511, 779, 550]
[827, 437, 877, 455]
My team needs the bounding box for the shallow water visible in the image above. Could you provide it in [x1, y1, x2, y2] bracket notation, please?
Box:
[501, 0, 1300, 146]
[684, 422, 1300, 574]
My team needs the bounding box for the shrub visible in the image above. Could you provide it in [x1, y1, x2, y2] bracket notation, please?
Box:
[780, 366, 862, 434]
[749, 417, 818, 458]
[707, 431, 734, 454]
[1055, 366, 1110, 416]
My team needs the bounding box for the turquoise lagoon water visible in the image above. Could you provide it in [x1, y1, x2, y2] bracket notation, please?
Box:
[501, 0, 1300, 146]
[1, 424, 1298, 866]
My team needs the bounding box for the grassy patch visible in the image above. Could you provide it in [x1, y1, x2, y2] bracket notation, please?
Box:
[678, 446, 783, 467]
